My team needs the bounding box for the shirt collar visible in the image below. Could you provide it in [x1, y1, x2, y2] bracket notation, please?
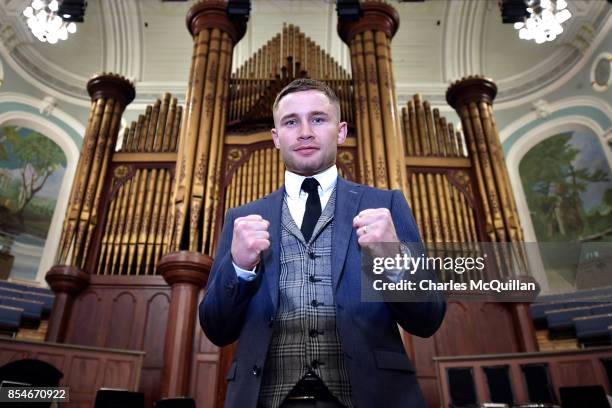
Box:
[285, 165, 338, 200]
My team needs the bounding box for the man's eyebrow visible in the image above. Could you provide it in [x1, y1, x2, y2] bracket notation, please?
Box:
[279, 111, 330, 123]
[279, 113, 298, 123]
[310, 111, 329, 117]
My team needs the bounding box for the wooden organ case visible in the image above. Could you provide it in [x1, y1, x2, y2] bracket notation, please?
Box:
[44, 1, 537, 407]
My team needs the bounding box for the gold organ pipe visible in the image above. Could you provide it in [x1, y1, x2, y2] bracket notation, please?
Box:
[416, 173, 431, 242]
[162, 97, 177, 152]
[138, 168, 158, 274]
[170, 106, 182, 152]
[97, 180, 118, 274]
[202, 31, 231, 255]
[349, 35, 367, 184]
[128, 169, 148, 274]
[81, 101, 123, 266]
[354, 34, 376, 185]
[58, 98, 106, 263]
[434, 173, 450, 243]
[408, 101, 421, 156]
[189, 27, 221, 252]
[155, 170, 172, 269]
[114, 173, 136, 274]
[426, 173, 442, 243]
[432, 109, 447, 157]
[154, 94, 170, 152]
[169, 28, 211, 251]
[442, 176, 459, 243]
[71, 98, 117, 267]
[423, 101, 438, 156]
[145, 168, 163, 274]
[138, 106, 152, 152]
[146, 100, 161, 152]
[459, 104, 495, 241]
[414, 95, 430, 156]
[374, 30, 405, 191]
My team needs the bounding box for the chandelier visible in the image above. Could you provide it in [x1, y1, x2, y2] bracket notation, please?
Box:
[22, 0, 77, 44]
[513, 0, 572, 44]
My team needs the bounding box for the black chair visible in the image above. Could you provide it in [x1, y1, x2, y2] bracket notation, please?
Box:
[0, 359, 63, 408]
[520, 363, 556, 404]
[483, 365, 514, 405]
[0, 359, 62, 387]
[94, 388, 145, 408]
[155, 397, 196, 408]
[447, 367, 478, 408]
[559, 385, 609, 408]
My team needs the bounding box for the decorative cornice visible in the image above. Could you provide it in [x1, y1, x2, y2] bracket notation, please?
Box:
[186, 0, 247, 43]
[337, 1, 400, 44]
[446, 75, 498, 110]
[86, 72, 136, 106]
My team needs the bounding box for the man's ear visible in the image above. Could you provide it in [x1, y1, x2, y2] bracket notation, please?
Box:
[337, 121, 348, 145]
[271, 128, 280, 149]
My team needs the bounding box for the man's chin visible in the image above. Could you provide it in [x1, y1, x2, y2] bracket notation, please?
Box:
[287, 161, 321, 176]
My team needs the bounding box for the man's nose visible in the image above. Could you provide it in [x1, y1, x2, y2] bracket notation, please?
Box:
[298, 122, 314, 139]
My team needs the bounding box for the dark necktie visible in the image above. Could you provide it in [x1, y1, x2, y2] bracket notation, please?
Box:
[300, 178, 321, 242]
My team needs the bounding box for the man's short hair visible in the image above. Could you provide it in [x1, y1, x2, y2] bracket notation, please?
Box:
[272, 78, 341, 121]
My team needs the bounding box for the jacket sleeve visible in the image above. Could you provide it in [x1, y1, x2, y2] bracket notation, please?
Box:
[199, 208, 263, 346]
[386, 189, 447, 338]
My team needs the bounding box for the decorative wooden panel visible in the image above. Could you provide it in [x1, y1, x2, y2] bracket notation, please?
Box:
[63, 276, 170, 408]
[0, 337, 143, 408]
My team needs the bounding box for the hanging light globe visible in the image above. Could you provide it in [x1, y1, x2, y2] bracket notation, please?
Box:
[22, 0, 78, 44]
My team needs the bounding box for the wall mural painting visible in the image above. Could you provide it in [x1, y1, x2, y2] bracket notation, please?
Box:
[0, 126, 67, 281]
[519, 131, 612, 289]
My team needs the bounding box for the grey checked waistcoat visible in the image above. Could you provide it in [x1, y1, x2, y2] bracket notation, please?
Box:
[258, 189, 353, 408]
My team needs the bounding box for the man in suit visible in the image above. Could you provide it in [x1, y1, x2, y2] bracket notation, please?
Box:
[200, 79, 446, 408]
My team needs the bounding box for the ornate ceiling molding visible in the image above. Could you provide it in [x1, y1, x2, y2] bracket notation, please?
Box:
[0, 0, 609, 112]
[101, 0, 143, 81]
[442, 0, 486, 83]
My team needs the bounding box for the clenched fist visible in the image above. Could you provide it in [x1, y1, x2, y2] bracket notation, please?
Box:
[352, 208, 399, 244]
[231, 214, 271, 270]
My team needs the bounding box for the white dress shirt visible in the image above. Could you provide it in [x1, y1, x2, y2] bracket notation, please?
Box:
[233, 165, 338, 281]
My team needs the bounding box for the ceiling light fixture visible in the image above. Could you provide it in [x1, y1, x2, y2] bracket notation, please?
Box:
[513, 0, 572, 44]
[22, 0, 77, 44]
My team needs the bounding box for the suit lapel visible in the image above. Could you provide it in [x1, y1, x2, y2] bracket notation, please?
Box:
[332, 177, 363, 293]
[261, 186, 284, 313]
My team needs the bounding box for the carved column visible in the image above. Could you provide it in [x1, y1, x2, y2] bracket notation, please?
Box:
[46, 74, 134, 342]
[44, 266, 89, 342]
[157, 0, 247, 398]
[446, 76, 523, 243]
[446, 76, 537, 352]
[338, 2, 407, 192]
[56, 74, 135, 268]
[166, 0, 247, 256]
[158, 251, 211, 397]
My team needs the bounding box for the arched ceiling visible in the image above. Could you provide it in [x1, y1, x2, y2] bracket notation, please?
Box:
[0, 0, 609, 110]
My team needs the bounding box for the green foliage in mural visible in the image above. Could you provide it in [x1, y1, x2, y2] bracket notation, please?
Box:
[0, 126, 66, 236]
[520, 132, 612, 242]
